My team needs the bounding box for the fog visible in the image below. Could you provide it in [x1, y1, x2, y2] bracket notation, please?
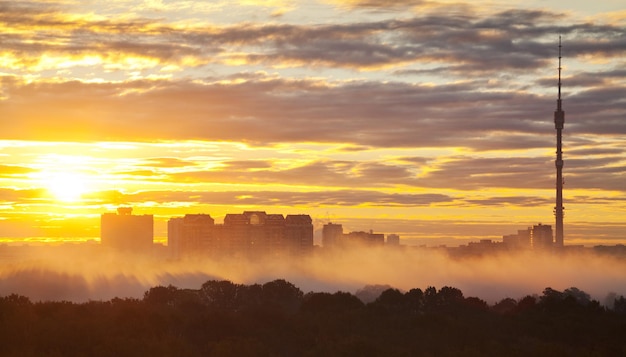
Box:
[1, 246, 625, 304]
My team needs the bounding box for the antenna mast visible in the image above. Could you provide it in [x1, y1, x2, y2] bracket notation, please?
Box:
[554, 36, 565, 248]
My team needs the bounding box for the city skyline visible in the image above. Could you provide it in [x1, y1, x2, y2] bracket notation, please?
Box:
[1, 0, 625, 247]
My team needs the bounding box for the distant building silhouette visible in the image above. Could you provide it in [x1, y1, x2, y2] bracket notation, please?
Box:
[100, 207, 153, 252]
[503, 228, 532, 250]
[502, 223, 553, 250]
[386, 234, 400, 246]
[322, 223, 384, 248]
[168, 214, 215, 259]
[322, 222, 343, 248]
[531, 223, 553, 249]
[168, 211, 313, 259]
[345, 231, 384, 246]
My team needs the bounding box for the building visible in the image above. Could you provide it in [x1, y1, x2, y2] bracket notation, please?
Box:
[502, 224, 553, 250]
[322, 223, 343, 248]
[285, 214, 314, 256]
[345, 231, 385, 246]
[454, 239, 506, 256]
[502, 228, 532, 250]
[531, 223, 553, 249]
[101, 207, 153, 252]
[322, 223, 385, 248]
[168, 214, 215, 259]
[168, 211, 313, 258]
[386, 234, 400, 246]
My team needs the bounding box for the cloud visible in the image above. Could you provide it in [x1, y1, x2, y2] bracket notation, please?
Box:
[463, 196, 552, 207]
[1, 1, 625, 73]
[85, 189, 453, 207]
[2, 70, 623, 151]
[0, 188, 47, 202]
[140, 157, 201, 168]
[325, 0, 428, 9]
[0, 165, 36, 176]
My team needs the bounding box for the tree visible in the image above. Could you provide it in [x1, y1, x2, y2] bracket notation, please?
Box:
[563, 287, 591, 306]
[613, 295, 626, 314]
[404, 288, 424, 314]
[515, 295, 537, 313]
[200, 280, 240, 310]
[261, 279, 303, 314]
[143, 285, 179, 306]
[423, 286, 438, 311]
[355, 284, 394, 304]
[374, 288, 405, 307]
[437, 286, 464, 305]
[301, 291, 363, 314]
[492, 297, 517, 315]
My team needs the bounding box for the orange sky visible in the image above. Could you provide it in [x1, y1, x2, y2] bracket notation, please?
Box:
[0, 0, 624, 246]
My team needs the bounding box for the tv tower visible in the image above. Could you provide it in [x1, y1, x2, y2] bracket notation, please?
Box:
[554, 37, 565, 248]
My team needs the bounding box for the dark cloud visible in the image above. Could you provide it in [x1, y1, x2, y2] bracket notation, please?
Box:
[537, 70, 626, 89]
[418, 156, 552, 190]
[0, 76, 588, 147]
[86, 189, 453, 207]
[1, 2, 625, 73]
[416, 155, 626, 191]
[83, 186, 620, 210]
[166, 159, 416, 187]
[568, 148, 623, 156]
[463, 196, 552, 207]
[332, 0, 428, 9]
[1, 71, 623, 195]
[569, 195, 626, 205]
[109, 153, 618, 192]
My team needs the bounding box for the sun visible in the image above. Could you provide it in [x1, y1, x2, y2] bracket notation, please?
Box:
[46, 172, 89, 202]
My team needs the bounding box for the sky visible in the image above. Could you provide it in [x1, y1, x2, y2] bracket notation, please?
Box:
[0, 0, 624, 247]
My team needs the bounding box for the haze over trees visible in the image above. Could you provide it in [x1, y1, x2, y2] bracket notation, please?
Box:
[1, 280, 625, 356]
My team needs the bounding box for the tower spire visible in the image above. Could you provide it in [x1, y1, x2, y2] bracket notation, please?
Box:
[557, 36, 562, 110]
[554, 36, 565, 248]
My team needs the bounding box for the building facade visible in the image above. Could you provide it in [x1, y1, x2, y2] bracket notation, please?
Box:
[502, 223, 553, 250]
[101, 207, 153, 252]
[322, 223, 385, 248]
[168, 211, 313, 259]
[386, 234, 400, 246]
[322, 223, 344, 248]
[531, 223, 554, 249]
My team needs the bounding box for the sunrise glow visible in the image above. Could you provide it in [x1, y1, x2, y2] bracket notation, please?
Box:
[0, 0, 623, 246]
[45, 172, 89, 202]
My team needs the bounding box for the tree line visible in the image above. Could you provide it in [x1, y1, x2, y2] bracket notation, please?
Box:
[1, 280, 625, 356]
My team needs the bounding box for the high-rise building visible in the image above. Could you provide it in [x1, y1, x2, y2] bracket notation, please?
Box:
[502, 224, 554, 250]
[322, 223, 343, 248]
[285, 215, 314, 255]
[322, 223, 385, 248]
[531, 223, 553, 249]
[101, 207, 153, 252]
[386, 234, 400, 246]
[503, 228, 532, 249]
[344, 231, 385, 246]
[168, 211, 313, 258]
[168, 214, 215, 259]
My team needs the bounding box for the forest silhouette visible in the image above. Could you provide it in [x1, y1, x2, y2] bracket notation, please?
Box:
[2, 280, 625, 356]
